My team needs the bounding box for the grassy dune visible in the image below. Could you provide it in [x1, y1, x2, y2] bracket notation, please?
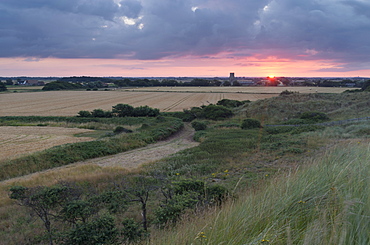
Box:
[149, 140, 370, 244]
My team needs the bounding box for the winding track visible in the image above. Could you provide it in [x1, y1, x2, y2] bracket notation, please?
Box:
[1, 123, 199, 185]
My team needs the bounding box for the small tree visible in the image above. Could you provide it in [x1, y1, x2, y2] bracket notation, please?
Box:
[112, 104, 134, 117]
[0, 82, 7, 91]
[9, 184, 80, 245]
[65, 215, 118, 245]
[122, 175, 160, 231]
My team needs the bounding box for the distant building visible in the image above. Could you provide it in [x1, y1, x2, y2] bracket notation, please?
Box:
[229, 72, 236, 83]
[18, 80, 45, 86]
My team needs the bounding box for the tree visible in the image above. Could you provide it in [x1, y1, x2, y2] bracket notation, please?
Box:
[112, 104, 134, 117]
[5, 79, 13, 85]
[122, 175, 160, 231]
[0, 82, 7, 91]
[65, 215, 118, 245]
[9, 184, 81, 245]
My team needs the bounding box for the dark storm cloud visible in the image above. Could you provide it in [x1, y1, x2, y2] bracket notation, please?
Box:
[1, 0, 370, 70]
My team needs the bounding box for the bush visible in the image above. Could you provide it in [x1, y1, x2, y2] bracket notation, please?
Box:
[216, 99, 244, 108]
[113, 126, 133, 134]
[191, 121, 207, 131]
[299, 111, 329, 122]
[78, 111, 92, 117]
[91, 109, 112, 118]
[65, 215, 118, 245]
[121, 218, 146, 243]
[280, 90, 298, 96]
[202, 105, 233, 120]
[241, 118, 262, 129]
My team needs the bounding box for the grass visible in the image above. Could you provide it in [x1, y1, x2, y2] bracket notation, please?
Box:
[241, 92, 370, 124]
[2, 92, 370, 244]
[0, 116, 183, 181]
[148, 140, 370, 244]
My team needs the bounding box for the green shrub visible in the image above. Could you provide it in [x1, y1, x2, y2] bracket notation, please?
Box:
[241, 118, 262, 129]
[280, 90, 298, 96]
[65, 215, 118, 245]
[202, 105, 233, 120]
[78, 110, 92, 117]
[216, 99, 244, 108]
[191, 120, 207, 131]
[113, 126, 133, 134]
[299, 111, 329, 122]
[193, 131, 207, 142]
[121, 218, 146, 243]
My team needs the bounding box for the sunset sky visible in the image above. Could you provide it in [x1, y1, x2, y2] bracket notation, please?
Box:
[1, 0, 370, 77]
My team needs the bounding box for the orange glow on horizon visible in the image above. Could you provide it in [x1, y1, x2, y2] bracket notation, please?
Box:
[0, 57, 369, 78]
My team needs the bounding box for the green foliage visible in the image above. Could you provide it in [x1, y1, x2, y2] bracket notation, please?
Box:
[172, 179, 205, 195]
[91, 109, 113, 118]
[133, 105, 160, 117]
[77, 110, 92, 117]
[216, 99, 244, 108]
[241, 118, 262, 129]
[299, 111, 329, 122]
[161, 111, 195, 122]
[279, 90, 298, 96]
[121, 218, 146, 243]
[0, 82, 7, 91]
[113, 126, 133, 134]
[64, 215, 118, 245]
[42, 81, 84, 91]
[191, 120, 207, 131]
[154, 191, 199, 226]
[112, 104, 134, 117]
[202, 105, 233, 120]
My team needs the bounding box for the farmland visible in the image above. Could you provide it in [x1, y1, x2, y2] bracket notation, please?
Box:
[0, 86, 351, 116]
[0, 126, 94, 161]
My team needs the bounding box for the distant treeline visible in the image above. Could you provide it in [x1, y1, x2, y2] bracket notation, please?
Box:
[45, 76, 231, 90]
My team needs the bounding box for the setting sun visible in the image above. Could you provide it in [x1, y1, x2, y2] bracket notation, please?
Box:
[268, 75, 275, 78]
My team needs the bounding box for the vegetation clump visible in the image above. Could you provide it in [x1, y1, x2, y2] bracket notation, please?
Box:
[191, 120, 207, 131]
[78, 104, 160, 118]
[241, 118, 262, 129]
[299, 111, 329, 122]
[0, 82, 7, 91]
[42, 81, 84, 91]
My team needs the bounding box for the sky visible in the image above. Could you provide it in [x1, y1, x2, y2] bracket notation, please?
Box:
[1, 0, 370, 77]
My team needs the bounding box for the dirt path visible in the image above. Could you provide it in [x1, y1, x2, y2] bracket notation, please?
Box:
[88, 123, 199, 169]
[1, 124, 199, 185]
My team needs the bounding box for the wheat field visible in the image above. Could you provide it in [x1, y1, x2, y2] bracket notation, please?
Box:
[0, 87, 351, 116]
[0, 126, 94, 161]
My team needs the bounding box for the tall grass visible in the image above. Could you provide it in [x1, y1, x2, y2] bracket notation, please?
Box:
[242, 92, 370, 124]
[149, 141, 370, 244]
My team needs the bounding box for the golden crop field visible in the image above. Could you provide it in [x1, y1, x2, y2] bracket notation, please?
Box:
[0, 86, 351, 116]
[0, 126, 94, 161]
